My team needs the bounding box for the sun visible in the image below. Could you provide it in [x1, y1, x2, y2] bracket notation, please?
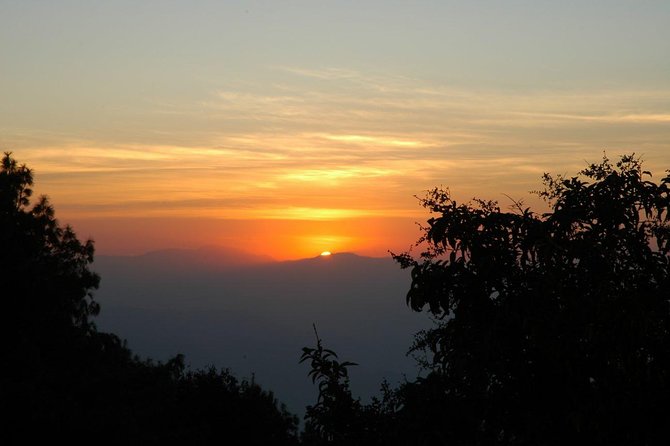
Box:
[320, 251, 332, 256]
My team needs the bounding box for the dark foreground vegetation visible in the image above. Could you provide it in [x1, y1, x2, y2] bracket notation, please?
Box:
[1, 153, 298, 444]
[3, 152, 670, 444]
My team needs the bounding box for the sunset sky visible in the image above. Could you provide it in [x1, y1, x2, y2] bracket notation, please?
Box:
[2, 1, 669, 259]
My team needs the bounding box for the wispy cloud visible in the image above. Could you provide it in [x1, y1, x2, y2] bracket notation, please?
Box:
[510, 112, 670, 124]
[316, 133, 428, 148]
[9, 66, 670, 224]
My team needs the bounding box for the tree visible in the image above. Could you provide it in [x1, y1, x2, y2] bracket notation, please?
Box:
[392, 154, 670, 444]
[2, 152, 103, 423]
[1, 152, 100, 341]
[300, 325, 401, 446]
[300, 325, 361, 444]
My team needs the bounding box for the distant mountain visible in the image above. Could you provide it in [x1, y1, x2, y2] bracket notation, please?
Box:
[93, 248, 429, 420]
[141, 245, 275, 265]
[95, 245, 274, 273]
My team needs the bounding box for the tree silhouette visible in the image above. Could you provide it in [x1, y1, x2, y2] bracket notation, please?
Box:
[1, 152, 299, 443]
[300, 325, 361, 443]
[300, 326, 401, 446]
[1, 152, 100, 339]
[392, 154, 670, 444]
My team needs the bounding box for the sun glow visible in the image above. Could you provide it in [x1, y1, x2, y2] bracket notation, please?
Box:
[320, 251, 332, 256]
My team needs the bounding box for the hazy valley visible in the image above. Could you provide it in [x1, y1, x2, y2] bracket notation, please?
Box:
[93, 247, 430, 417]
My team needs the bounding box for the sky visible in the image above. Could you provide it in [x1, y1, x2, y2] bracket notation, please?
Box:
[2, 0, 669, 259]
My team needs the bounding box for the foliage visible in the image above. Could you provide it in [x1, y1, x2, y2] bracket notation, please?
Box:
[391, 154, 670, 444]
[1, 152, 299, 443]
[1, 153, 100, 342]
[300, 154, 670, 445]
[300, 326, 403, 446]
[300, 325, 360, 443]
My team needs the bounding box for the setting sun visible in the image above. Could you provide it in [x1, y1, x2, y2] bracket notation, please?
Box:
[320, 251, 332, 256]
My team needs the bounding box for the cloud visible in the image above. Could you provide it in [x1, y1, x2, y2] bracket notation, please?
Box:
[316, 133, 428, 148]
[9, 67, 670, 223]
[510, 112, 670, 124]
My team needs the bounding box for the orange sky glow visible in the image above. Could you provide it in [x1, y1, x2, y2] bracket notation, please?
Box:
[64, 216, 419, 260]
[19, 88, 670, 260]
[2, 2, 669, 260]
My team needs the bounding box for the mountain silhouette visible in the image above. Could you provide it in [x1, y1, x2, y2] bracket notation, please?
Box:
[96, 245, 274, 273]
